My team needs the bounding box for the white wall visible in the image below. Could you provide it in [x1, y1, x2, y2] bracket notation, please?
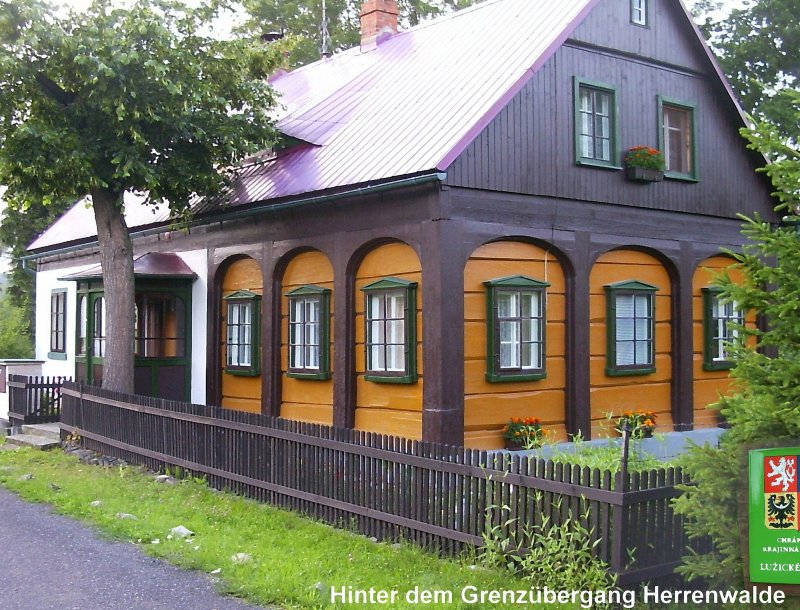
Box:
[34, 249, 209, 404]
[176, 249, 208, 405]
[35, 264, 94, 380]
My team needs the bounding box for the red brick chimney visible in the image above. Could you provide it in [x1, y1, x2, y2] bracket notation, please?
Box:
[360, 0, 399, 50]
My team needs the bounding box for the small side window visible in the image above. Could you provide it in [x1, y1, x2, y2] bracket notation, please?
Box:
[49, 289, 67, 359]
[224, 290, 261, 376]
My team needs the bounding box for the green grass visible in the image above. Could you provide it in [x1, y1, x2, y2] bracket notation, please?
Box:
[0, 447, 587, 610]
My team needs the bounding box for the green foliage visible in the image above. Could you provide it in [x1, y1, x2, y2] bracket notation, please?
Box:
[0, 292, 34, 358]
[547, 433, 665, 475]
[481, 498, 616, 600]
[693, 0, 799, 139]
[0, 0, 281, 213]
[0, 195, 72, 332]
[674, 106, 800, 586]
[240, 0, 478, 67]
[0, 448, 549, 610]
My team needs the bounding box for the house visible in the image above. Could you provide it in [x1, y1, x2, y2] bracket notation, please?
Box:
[25, 0, 775, 449]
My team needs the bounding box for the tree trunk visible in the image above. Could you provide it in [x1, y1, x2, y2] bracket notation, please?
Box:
[91, 187, 135, 394]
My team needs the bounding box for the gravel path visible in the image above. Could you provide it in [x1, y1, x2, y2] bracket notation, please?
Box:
[0, 486, 270, 610]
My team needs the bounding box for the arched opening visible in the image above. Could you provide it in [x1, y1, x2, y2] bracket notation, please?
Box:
[463, 240, 567, 449]
[279, 249, 335, 425]
[353, 241, 423, 439]
[219, 256, 263, 412]
[589, 248, 673, 437]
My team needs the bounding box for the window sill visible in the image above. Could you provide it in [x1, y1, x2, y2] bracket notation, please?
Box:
[48, 351, 68, 361]
[365, 373, 418, 384]
[703, 361, 734, 372]
[577, 159, 622, 171]
[287, 371, 331, 381]
[664, 171, 699, 183]
[605, 366, 656, 377]
[225, 368, 261, 377]
[486, 371, 547, 383]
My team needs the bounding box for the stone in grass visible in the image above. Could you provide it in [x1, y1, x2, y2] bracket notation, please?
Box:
[90, 500, 102, 507]
[116, 512, 138, 520]
[230, 553, 252, 564]
[18, 473, 33, 481]
[154, 474, 178, 485]
[170, 525, 193, 538]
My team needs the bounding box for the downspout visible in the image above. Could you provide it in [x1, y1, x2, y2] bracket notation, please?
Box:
[21, 172, 447, 262]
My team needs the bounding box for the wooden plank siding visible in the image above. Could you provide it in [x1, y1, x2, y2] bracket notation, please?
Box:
[589, 250, 672, 436]
[354, 243, 423, 439]
[221, 256, 263, 413]
[463, 241, 567, 449]
[445, 40, 772, 222]
[280, 250, 335, 425]
[691, 255, 754, 427]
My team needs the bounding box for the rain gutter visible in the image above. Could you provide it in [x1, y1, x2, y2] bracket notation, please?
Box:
[23, 171, 446, 262]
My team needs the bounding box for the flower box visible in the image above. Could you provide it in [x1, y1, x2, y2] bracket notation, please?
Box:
[626, 166, 664, 183]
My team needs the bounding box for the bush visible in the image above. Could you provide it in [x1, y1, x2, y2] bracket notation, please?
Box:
[0, 294, 33, 358]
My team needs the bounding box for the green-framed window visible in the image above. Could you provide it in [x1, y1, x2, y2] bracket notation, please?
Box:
[362, 277, 417, 384]
[134, 292, 187, 358]
[606, 280, 658, 376]
[287, 285, 331, 380]
[658, 96, 698, 181]
[224, 290, 261, 376]
[77, 294, 88, 356]
[92, 296, 106, 358]
[49, 289, 67, 359]
[485, 275, 549, 383]
[631, 0, 648, 26]
[574, 77, 620, 168]
[703, 288, 743, 371]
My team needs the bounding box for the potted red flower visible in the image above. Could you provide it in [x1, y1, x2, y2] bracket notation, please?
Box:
[503, 417, 545, 450]
[624, 146, 665, 182]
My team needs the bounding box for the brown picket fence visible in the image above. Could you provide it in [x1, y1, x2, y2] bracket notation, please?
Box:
[8, 374, 68, 425]
[58, 381, 708, 585]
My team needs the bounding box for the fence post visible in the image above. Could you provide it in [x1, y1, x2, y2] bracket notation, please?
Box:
[610, 424, 631, 576]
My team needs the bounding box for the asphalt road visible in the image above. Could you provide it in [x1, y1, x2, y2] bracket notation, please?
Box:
[0, 486, 269, 610]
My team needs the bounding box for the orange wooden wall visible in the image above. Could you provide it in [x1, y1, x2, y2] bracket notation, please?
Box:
[280, 251, 334, 425]
[589, 250, 672, 436]
[463, 241, 567, 449]
[692, 255, 752, 427]
[221, 257, 263, 413]
[354, 243, 423, 439]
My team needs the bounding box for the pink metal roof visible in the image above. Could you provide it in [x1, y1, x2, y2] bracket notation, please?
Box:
[59, 252, 197, 280]
[30, 0, 600, 252]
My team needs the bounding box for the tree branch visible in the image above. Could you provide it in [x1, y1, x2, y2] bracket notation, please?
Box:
[35, 73, 77, 107]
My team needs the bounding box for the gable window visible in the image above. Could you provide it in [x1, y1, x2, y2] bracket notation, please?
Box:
[659, 97, 698, 180]
[485, 276, 549, 382]
[49, 289, 67, 359]
[631, 0, 648, 26]
[287, 286, 331, 380]
[574, 78, 619, 168]
[703, 288, 743, 370]
[606, 281, 658, 376]
[362, 278, 417, 384]
[224, 290, 261, 376]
